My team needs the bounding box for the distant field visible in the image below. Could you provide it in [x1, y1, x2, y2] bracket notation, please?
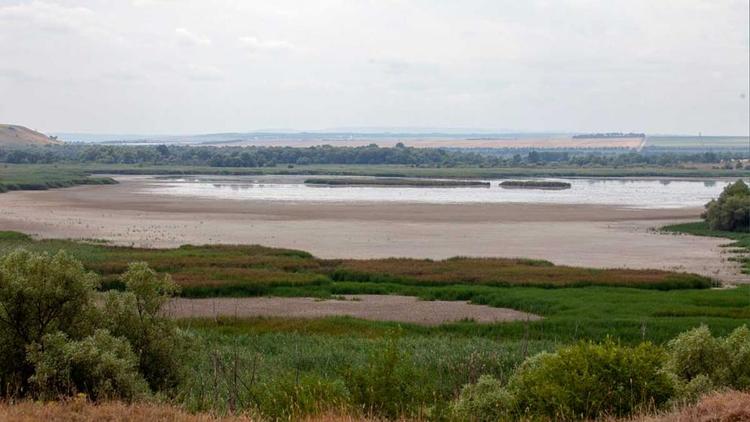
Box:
[209, 136, 646, 149]
[647, 136, 750, 149]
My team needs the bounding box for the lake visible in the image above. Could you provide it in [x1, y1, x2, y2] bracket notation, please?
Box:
[142, 175, 734, 209]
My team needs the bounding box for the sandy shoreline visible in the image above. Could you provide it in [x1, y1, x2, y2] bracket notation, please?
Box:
[0, 176, 745, 283]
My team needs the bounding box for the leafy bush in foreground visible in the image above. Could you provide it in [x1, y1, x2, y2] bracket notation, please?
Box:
[0, 249, 183, 400]
[451, 375, 514, 422]
[509, 340, 674, 420]
[666, 324, 750, 394]
[27, 330, 148, 401]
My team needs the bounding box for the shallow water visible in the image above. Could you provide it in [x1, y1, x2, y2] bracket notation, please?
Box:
[142, 175, 734, 209]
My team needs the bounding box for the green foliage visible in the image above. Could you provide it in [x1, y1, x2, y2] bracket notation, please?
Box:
[343, 334, 427, 418]
[507, 340, 674, 420]
[666, 325, 750, 393]
[254, 374, 350, 420]
[0, 249, 99, 395]
[0, 249, 183, 401]
[450, 375, 515, 422]
[703, 180, 750, 231]
[27, 330, 148, 401]
[101, 262, 185, 392]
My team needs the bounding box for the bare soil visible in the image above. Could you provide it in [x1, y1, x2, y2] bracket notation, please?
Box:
[0, 176, 745, 284]
[165, 295, 541, 325]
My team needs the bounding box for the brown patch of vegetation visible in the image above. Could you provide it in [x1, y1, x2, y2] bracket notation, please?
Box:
[0, 400, 398, 422]
[0, 400, 250, 422]
[330, 257, 712, 289]
[626, 391, 750, 422]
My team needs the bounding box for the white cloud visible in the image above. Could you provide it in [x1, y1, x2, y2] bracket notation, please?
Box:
[238, 36, 293, 53]
[0, 1, 96, 35]
[0, 0, 746, 135]
[175, 27, 211, 47]
[185, 64, 223, 81]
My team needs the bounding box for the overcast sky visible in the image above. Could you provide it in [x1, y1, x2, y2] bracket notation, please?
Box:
[0, 0, 748, 135]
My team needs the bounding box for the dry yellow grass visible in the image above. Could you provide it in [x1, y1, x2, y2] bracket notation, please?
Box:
[626, 391, 750, 422]
[0, 400, 395, 422]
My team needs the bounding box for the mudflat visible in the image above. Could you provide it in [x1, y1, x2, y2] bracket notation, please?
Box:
[0, 176, 744, 283]
[165, 295, 541, 325]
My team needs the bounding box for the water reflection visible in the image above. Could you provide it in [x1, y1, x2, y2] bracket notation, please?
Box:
[145, 176, 742, 210]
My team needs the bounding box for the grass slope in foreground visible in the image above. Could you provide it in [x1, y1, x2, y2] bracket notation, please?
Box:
[0, 164, 116, 193]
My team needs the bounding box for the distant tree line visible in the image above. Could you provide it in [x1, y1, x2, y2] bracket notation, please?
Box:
[572, 132, 646, 139]
[0, 144, 745, 168]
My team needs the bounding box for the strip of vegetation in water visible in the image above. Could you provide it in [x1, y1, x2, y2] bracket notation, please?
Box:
[7, 162, 749, 180]
[0, 165, 117, 193]
[305, 177, 491, 187]
[499, 180, 572, 189]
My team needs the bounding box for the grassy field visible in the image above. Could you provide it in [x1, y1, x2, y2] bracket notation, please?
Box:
[647, 135, 750, 149]
[2, 162, 745, 179]
[0, 231, 747, 346]
[0, 231, 715, 294]
[0, 230, 748, 419]
[0, 164, 116, 192]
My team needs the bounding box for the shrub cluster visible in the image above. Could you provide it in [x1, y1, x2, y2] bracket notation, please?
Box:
[703, 180, 750, 231]
[451, 325, 750, 421]
[0, 249, 184, 401]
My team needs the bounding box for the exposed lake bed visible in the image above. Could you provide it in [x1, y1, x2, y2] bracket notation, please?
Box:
[0, 175, 745, 284]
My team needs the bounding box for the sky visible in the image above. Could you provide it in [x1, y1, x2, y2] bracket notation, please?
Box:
[0, 0, 748, 135]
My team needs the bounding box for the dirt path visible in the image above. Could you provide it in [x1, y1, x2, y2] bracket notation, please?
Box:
[0, 176, 746, 284]
[165, 295, 541, 325]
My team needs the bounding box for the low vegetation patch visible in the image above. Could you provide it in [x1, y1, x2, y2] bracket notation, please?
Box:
[0, 233, 716, 296]
[0, 164, 116, 193]
[305, 177, 491, 187]
[499, 180, 571, 189]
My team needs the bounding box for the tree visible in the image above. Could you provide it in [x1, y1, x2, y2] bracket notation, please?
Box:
[703, 180, 750, 231]
[0, 250, 99, 395]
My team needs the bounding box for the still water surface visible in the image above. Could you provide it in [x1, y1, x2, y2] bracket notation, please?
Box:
[142, 175, 733, 209]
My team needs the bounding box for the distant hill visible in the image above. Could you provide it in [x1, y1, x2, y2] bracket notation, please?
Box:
[0, 124, 61, 146]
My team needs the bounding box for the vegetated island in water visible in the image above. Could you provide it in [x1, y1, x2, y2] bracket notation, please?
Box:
[304, 177, 491, 187]
[499, 180, 572, 190]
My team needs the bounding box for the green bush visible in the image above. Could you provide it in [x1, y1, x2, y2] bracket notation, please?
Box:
[665, 325, 727, 384]
[451, 375, 515, 422]
[254, 374, 350, 420]
[343, 334, 426, 418]
[27, 330, 148, 401]
[703, 180, 750, 231]
[101, 262, 185, 392]
[0, 249, 184, 401]
[0, 249, 99, 396]
[507, 340, 673, 420]
[724, 325, 750, 389]
[666, 324, 750, 393]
